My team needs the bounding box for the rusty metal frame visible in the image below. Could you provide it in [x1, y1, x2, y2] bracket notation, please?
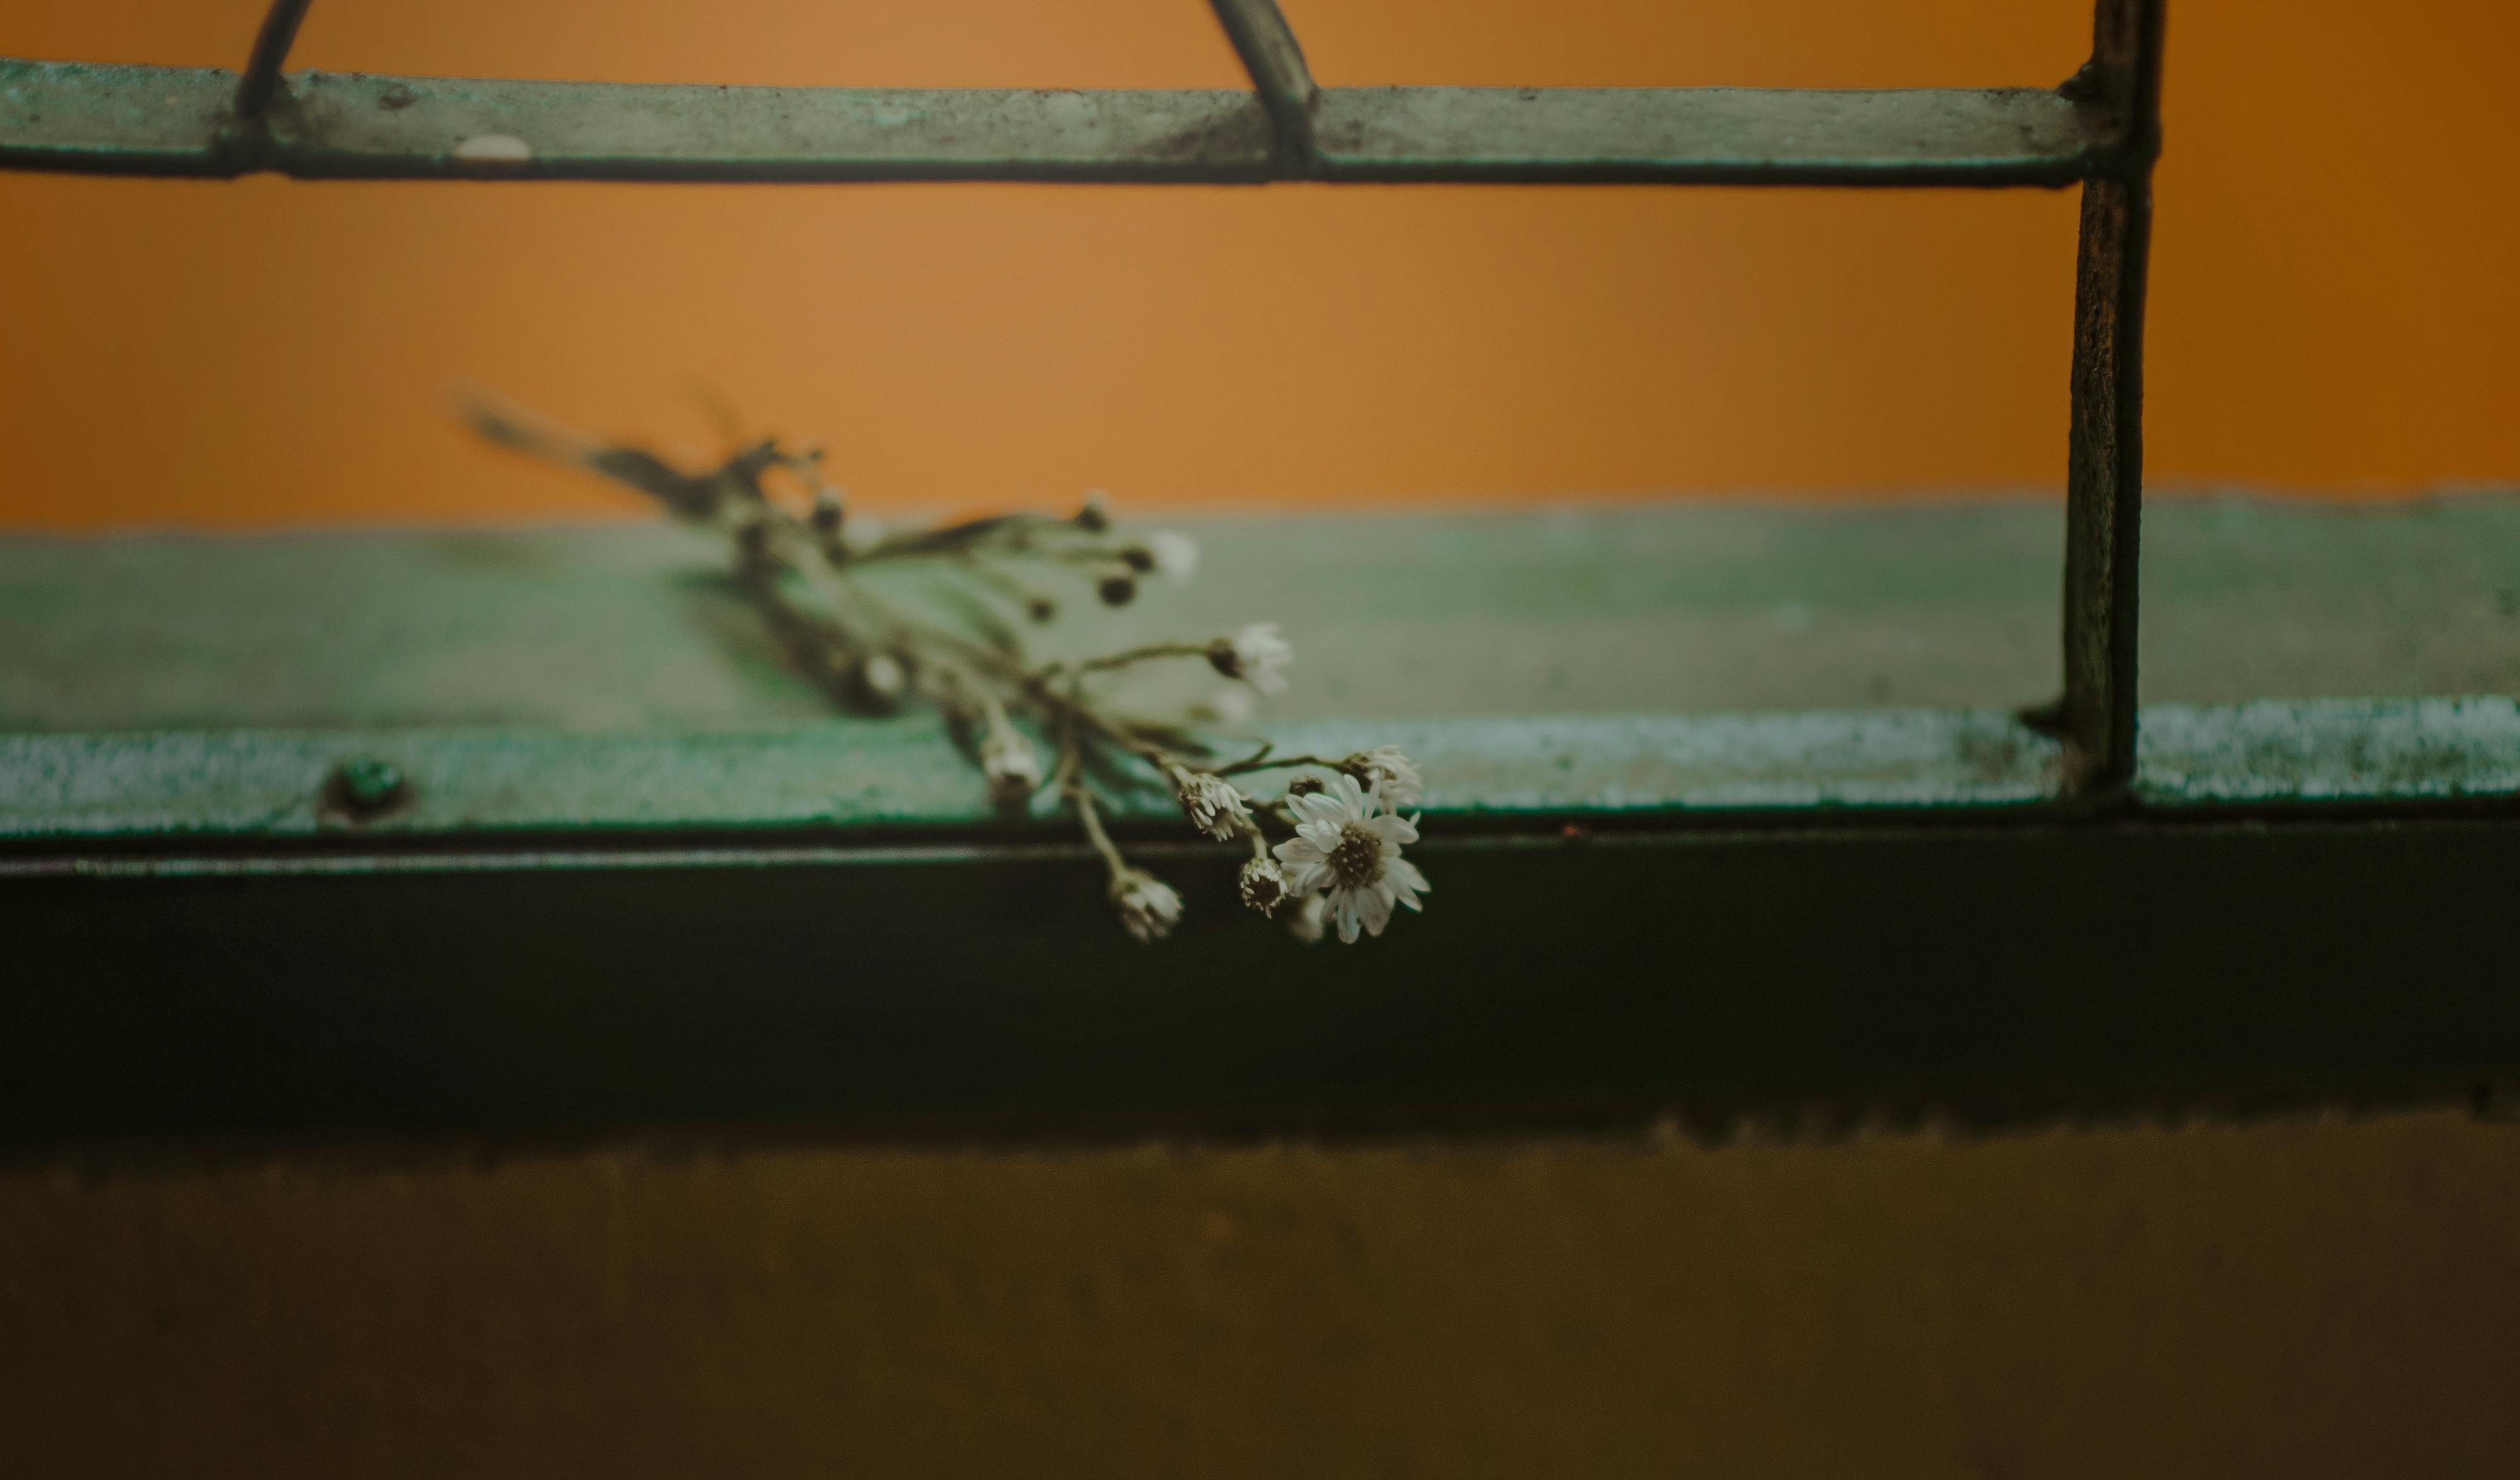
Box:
[0, 0, 2165, 790]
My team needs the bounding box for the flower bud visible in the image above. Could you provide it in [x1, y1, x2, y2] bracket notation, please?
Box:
[1169, 766, 1251, 842]
[1238, 857, 1290, 915]
[856, 652, 907, 706]
[1344, 745, 1424, 809]
[1110, 868, 1183, 944]
[1205, 623, 1291, 694]
[979, 722, 1042, 806]
[1145, 531, 1199, 584]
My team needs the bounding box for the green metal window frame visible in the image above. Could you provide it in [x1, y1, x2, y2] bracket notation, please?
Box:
[3, 0, 2159, 782]
[5, 1, 2516, 1153]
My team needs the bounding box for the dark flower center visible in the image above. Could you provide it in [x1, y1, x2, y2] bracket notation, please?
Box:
[1239, 861, 1288, 913]
[1328, 824, 1385, 890]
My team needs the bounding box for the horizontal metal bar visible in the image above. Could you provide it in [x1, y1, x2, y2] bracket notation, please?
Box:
[0, 58, 2123, 185]
[1308, 84, 2111, 186]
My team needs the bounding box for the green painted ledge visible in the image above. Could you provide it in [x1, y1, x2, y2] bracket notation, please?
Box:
[3, 499, 2517, 1147]
[6, 495, 2519, 842]
[6, 699, 2518, 845]
[1, 711, 2067, 842]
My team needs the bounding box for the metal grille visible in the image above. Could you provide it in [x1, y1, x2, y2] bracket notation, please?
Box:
[0, 0, 2165, 789]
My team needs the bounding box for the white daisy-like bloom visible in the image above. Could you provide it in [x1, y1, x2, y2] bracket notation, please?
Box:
[1145, 531, 1200, 584]
[1169, 766, 1251, 842]
[1283, 891, 1329, 944]
[1346, 745, 1424, 809]
[1271, 773, 1429, 944]
[1208, 622, 1292, 696]
[1110, 867, 1184, 944]
[979, 722, 1042, 805]
[1237, 856, 1290, 915]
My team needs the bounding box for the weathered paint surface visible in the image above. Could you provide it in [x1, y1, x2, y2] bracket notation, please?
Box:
[7, 698, 2517, 842]
[4, 500, 2517, 840]
[7, 499, 2520, 732]
[2138, 698, 2520, 805]
[0, 710, 2071, 841]
[0, 57, 2114, 186]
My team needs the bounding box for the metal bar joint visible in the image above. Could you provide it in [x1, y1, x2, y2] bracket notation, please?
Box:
[1205, 0, 1319, 172]
[219, 0, 314, 168]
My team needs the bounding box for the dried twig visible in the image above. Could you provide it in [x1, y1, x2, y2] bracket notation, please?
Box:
[467, 393, 1431, 945]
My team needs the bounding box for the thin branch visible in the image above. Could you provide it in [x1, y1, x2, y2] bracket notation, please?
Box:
[1213, 752, 1348, 777]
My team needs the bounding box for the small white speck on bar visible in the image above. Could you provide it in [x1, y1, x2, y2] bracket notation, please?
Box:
[452, 133, 533, 164]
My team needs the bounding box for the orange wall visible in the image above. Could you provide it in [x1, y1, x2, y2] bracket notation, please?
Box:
[1, 0, 2514, 528]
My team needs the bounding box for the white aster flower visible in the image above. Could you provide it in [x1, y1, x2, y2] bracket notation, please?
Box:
[1145, 531, 1200, 584]
[1168, 765, 1251, 842]
[1208, 622, 1292, 695]
[1270, 772, 1429, 944]
[979, 718, 1042, 805]
[1346, 745, 1424, 809]
[1110, 867, 1184, 944]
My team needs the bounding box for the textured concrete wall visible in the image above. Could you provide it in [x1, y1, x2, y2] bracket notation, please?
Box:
[4, 1110, 2516, 1477]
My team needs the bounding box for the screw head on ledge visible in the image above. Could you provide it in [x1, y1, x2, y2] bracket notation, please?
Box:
[329, 756, 409, 818]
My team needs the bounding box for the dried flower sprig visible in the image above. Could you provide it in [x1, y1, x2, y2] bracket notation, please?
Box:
[465, 394, 1429, 944]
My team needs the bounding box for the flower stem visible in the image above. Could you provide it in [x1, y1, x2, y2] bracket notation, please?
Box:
[1213, 753, 1348, 778]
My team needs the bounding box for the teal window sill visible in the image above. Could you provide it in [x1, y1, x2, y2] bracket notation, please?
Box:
[5, 498, 2518, 1150]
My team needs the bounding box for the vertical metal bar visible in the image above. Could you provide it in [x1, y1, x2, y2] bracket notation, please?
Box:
[233, 0, 316, 124]
[1205, 0, 1319, 169]
[2056, 0, 2165, 791]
